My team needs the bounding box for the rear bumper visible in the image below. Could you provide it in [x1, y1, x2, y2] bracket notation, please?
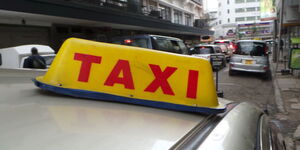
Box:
[229, 62, 269, 73]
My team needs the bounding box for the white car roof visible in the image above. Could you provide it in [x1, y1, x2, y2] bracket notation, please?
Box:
[0, 69, 209, 150]
[0, 69, 263, 150]
[237, 40, 266, 43]
[0, 45, 55, 55]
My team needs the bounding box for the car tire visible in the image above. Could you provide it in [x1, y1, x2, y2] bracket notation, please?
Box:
[222, 59, 227, 68]
[229, 69, 235, 76]
[262, 70, 271, 80]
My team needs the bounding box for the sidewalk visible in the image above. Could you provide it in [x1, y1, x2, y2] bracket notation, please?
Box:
[270, 60, 300, 150]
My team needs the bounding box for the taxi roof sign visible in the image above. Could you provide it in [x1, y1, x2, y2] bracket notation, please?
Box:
[34, 38, 226, 114]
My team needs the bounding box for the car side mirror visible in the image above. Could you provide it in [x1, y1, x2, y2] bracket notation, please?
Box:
[189, 48, 195, 55]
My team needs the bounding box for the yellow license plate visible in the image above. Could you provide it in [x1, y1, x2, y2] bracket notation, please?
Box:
[245, 60, 253, 64]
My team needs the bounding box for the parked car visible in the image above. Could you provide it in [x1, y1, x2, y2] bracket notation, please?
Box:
[229, 40, 270, 78]
[190, 44, 226, 68]
[213, 40, 236, 61]
[0, 45, 56, 69]
[111, 34, 189, 55]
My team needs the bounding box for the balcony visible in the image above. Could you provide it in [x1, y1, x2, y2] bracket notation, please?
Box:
[191, 0, 203, 5]
[0, 0, 213, 35]
[39, 0, 143, 14]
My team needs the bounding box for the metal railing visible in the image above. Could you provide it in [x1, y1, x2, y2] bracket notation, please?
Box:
[191, 0, 203, 5]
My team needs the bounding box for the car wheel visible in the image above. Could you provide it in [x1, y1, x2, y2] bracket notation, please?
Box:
[223, 59, 227, 68]
[229, 70, 235, 76]
[262, 71, 271, 80]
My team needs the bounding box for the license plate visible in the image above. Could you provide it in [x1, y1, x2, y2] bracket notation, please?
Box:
[244, 60, 253, 64]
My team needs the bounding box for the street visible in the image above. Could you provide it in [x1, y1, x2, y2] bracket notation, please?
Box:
[215, 64, 299, 149]
[216, 66, 276, 111]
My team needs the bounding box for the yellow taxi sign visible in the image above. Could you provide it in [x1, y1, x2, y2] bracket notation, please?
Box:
[34, 38, 226, 114]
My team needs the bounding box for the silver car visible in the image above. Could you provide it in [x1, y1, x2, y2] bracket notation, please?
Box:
[229, 40, 270, 77]
[190, 45, 227, 68]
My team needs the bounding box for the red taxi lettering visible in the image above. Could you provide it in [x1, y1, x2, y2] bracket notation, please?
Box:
[144, 64, 177, 95]
[74, 53, 102, 82]
[186, 70, 199, 99]
[104, 60, 135, 89]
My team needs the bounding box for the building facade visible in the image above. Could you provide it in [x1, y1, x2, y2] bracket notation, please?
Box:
[213, 0, 273, 40]
[142, 0, 204, 27]
[0, 0, 210, 51]
[274, 0, 300, 77]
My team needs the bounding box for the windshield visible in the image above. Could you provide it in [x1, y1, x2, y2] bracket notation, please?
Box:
[214, 41, 230, 44]
[42, 55, 55, 66]
[194, 47, 213, 54]
[235, 42, 266, 56]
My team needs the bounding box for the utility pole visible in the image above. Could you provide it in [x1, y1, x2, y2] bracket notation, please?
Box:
[275, 0, 284, 72]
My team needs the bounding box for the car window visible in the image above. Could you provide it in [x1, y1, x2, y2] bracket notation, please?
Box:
[215, 47, 222, 53]
[236, 42, 266, 56]
[194, 46, 214, 54]
[42, 55, 55, 66]
[154, 37, 173, 52]
[214, 41, 230, 44]
[170, 40, 181, 53]
[177, 41, 188, 54]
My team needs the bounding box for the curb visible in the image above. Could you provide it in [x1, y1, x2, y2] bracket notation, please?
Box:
[270, 61, 287, 113]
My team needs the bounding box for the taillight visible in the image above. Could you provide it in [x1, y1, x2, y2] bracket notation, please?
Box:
[264, 46, 268, 54]
[124, 39, 132, 44]
[263, 66, 269, 70]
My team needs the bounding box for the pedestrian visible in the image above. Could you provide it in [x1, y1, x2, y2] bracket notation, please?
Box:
[23, 47, 47, 69]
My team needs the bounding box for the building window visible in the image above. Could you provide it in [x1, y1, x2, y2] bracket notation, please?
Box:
[235, 0, 244, 3]
[219, 2, 221, 7]
[257, 7, 260, 11]
[257, 16, 261, 20]
[185, 13, 192, 26]
[227, 0, 230, 4]
[159, 5, 171, 21]
[228, 9, 230, 14]
[219, 20, 222, 24]
[174, 10, 182, 24]
[219, 11, 221, 15]
[246, 0, 256, 2]
[246, 7, 256, 12]
[228, 18, 230, 23]
[235, 17, 245, 21]
[235, 8, 245, 13]
[246, 16, 256, 21]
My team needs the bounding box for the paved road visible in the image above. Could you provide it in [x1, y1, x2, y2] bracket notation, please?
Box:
[215, 66, 277, 113]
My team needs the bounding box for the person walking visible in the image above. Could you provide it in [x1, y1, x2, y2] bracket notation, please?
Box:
[23, 47, 46, 69]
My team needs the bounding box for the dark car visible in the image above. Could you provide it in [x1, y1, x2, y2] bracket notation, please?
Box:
[111, 34, 188, 55]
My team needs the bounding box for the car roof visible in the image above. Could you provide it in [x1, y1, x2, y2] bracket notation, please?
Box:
[214, 40, 232, 42]
[112, 34, 182, 41]
[0, 69, 264, 150]
[0, 45, 55, 56]
[0, 69, 211, 150]
[194, 44, 220, 47]
[237, 40, 266, 43]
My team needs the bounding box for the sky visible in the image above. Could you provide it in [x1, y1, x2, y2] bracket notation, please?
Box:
[204, 0, 218, 12]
